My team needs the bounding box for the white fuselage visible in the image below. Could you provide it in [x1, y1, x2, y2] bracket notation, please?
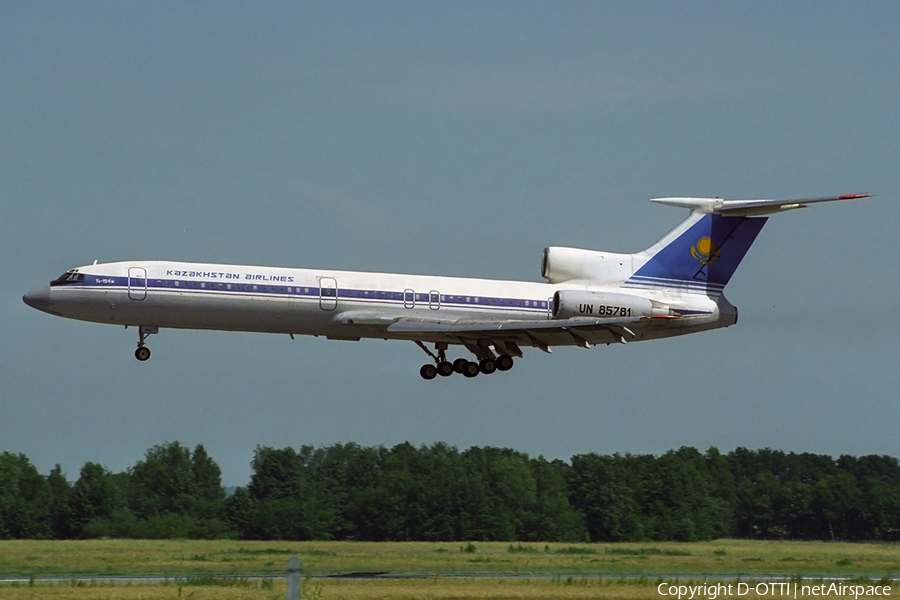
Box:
[28, 260, 733, 350]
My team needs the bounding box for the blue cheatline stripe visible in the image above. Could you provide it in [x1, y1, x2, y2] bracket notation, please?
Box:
[624, 277, 725, 293]
[626, 274, 726, 289]
[68, 275, 553, 313]
[621, 277, 724, 296]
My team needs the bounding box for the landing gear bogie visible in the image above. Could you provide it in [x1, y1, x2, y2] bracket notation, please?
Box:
[414, 342, 517, 380]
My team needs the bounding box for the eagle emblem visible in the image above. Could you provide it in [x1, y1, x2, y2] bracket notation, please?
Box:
[691, 237, 720, 265]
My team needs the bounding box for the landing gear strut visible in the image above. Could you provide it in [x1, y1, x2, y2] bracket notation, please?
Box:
[134, 326, 158, 362]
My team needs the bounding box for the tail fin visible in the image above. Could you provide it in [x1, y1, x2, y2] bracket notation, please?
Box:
[625, 212, 767, 295]
[624, 194, 868, 295]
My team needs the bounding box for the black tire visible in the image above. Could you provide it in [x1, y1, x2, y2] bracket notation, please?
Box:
[453, 358, 468, 373]
[496, 355, 514, 371]
[437, 361, 454, 377]
[479, 359, 497, 375]
[419, 364, 437, 380]
[462, 361, 480, 378]
[135, 347, 151, 361]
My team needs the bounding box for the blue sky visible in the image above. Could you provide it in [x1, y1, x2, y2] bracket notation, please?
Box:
[2, 2, 898, 486]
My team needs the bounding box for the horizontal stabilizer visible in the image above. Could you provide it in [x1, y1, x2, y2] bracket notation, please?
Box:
[652, 194, 869, 216]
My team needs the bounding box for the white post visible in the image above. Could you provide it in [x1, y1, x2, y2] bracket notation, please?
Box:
[286, 556, 301, 600]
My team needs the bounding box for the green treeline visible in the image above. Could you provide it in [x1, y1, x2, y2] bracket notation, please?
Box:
[2, 443, 899, 542]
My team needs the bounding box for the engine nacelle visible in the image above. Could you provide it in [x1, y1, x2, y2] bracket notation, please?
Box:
[542, 247, 634, 284]
[552, 290, 654, 320]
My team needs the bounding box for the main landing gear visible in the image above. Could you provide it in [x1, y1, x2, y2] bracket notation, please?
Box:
[134, 326, 158, 361]
[415, 341, 515, 380]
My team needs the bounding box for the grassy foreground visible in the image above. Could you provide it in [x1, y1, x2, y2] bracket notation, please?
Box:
[1, 578, 898, 600]
[0, 539, 898, 578]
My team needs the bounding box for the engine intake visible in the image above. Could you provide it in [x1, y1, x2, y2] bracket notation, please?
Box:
[542, 247, 634, 284]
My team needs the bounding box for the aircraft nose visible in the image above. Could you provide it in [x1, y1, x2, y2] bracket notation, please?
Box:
[23, 285, 53, 313]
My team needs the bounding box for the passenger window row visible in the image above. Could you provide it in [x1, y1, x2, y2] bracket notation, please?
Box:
[106, 277, 549, 309]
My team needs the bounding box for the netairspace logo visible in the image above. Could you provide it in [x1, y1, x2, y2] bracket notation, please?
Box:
[657, 582, 892, 600]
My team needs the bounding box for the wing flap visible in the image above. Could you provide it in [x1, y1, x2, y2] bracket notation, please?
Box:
[336, 312, 403, 326]
[385, 315, 641, 334]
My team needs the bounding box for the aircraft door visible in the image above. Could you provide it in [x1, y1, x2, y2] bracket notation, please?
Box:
[127, 267, 147, 301]
[319, 277, 338, 310]
[429, 290, 440, 310]
[403, 289, 415, 309]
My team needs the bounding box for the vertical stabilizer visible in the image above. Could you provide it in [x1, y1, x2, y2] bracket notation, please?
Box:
[624, 213, 767, 295]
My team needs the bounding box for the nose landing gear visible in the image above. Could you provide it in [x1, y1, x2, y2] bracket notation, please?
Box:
[134, 326, 158, 362]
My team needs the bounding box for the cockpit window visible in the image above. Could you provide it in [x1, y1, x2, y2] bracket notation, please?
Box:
[50, 270, 84, 286]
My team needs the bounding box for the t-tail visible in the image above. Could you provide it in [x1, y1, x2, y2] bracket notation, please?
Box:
[542, 194, 869, 295]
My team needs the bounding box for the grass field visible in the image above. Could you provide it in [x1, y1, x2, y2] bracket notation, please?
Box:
[1, 577, 898, 600]
[0, 539, 898, 579]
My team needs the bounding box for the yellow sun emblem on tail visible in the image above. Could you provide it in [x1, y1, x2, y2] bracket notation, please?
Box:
[691, 237, 720, 265]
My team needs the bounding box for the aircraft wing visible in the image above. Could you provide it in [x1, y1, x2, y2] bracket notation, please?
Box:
[385, 315, 639, 334]
[338, 312, 647, 352]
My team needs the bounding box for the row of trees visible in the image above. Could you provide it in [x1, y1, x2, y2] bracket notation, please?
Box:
[0, 444, 226, 540]
[2, 443, 899, 542]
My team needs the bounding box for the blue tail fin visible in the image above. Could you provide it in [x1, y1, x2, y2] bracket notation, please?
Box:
[626, 214, 767, 294]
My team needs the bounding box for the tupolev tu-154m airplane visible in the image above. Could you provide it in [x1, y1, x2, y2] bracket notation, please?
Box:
[24, 194, 867, 379]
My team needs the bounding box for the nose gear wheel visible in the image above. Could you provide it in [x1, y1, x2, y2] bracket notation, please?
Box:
[134, 326, 158, 362]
